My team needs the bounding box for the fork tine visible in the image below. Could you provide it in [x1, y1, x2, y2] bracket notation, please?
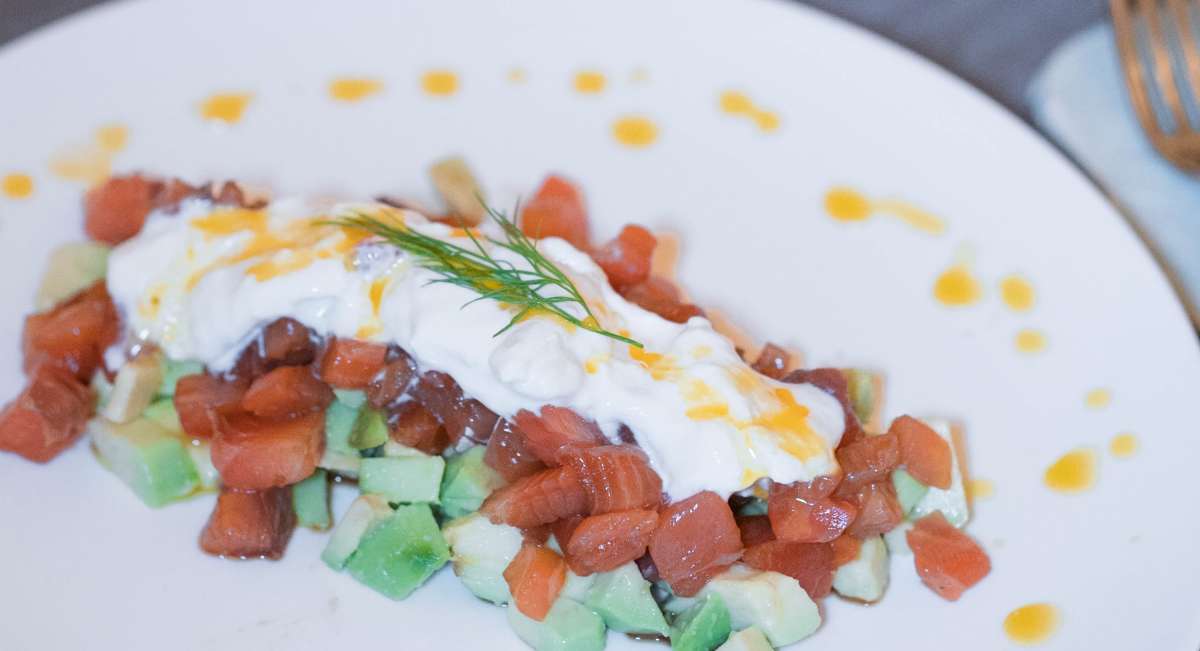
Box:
[1166, 0, 1200, 108]
[1139, 0, 1192, 131]
[1113, 0, 1168, 140]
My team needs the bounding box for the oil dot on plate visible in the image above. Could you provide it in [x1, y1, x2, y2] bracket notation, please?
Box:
[1109, 432, 1138, 458]
[630, 68, 650, 83]
[573, 70, 606, 94]
[95, 124, 128, 152]
[751, 109, 780, 132]
[967, 478, 995, 501]
[329, 77, 383, 102]
[1044, 448, 1097, 494]
[719, 90, 754, 116]
[1014, 329, 1047, 354]
[50, 146, 111, 184]
[612, 115, 658, 148]
[824, 187, 872, 222]
[2, 173, 34, 199]
[933, 264, 982, 306]
[1004, 603, 1059, 645]
[1000, 274, 1036, 311]
[421, 70, 459, 97]
[1085, 388, 1111, 409]
[199, 92, 253, 124]
[507, 68, 526, 83]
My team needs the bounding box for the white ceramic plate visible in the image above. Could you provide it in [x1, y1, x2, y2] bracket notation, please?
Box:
[1, 1, 1198, 649]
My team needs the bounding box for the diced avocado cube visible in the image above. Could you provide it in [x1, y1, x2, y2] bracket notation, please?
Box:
[383, 440, 425, 457]
[143, 398, 182, 433]
[584, 562, 670, 636]
[360, 455, 445, 503]
[292, 470, 331, 530]
[102, 352, 164, 424]
[35, 241, 110, 311]
[562, 570, 596, 602]
[844, 369, 882, 429]
[91, 370, 114, 411]
[691, 566, 819, 648]
[344, 503, 450, 600]
[321, 399, 362, 476]
[442, 512, 523, 604]
[157, 358, 204, 397]
[322, 494, 393, 570]
[832, 535, 889, 603]
[349, 407, 389, 450]
[908, 419, 970, 527]
[507, 597, 607, 651]
[671, 594, 731, 651]
[883, 521, 914, 556]
[334, 388, 367, 409]
[186, 440, 221, 491]
[892, 468, 930, 515]
[717, 627, 773, 651]
[90, 417, 199, 508]
[440, 446, 506, 519]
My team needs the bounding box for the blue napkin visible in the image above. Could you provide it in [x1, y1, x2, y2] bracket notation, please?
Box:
[1030, 23, 1200, 325]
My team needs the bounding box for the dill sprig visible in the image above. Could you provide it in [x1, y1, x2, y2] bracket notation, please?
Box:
[333, 205, 642, 347]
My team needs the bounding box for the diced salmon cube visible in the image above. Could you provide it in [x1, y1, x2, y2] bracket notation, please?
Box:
[768, 479, 857, 543]
[565, 509, 658, 576]
[520, 174, 590, 250]
[504, 542, 567, 621]
[174, 374, 248, 439]
[549, 515, 583, 548]
[648, 491, 743, 597]
[890, 415, 953, 490]
[0, 366, 93, 463]
[751, 343, 791, 380]
[481, 466, 588, 528]
[784, 367, 866, 444]
[485, 419, 547, 482]
[366, 347, 417, 410]
[515, 406, 606, 465]
[736, 514, 776, 548]
[199, 486, 296, 560]
[845, 480, 904, 538]
[906, 512, 991, 601]
[241, 366, 333, 421]
[319, 338, 387, 389]
[83, 175, 160, 245]
[387, 401, 448, 455]
[742, 540, 835, 599]
[411, 371, 498, 444]
[211, 411, 324, 489]
[563, 445, 663, 514]
[230, 318, 319, 381]
[591, 224, 656, 291]
[835, 432, 901, 489]
[619, 277, 704, 324]
[831, 535, 863, 567]
[22, 282, 119, 381]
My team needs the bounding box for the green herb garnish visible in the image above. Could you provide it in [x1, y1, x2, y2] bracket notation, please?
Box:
[333, 205, 642, 347]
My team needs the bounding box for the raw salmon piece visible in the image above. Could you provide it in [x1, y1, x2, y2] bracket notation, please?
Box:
[845, 480, 904, 538]
[768, 480, 857, 543]
[784, 367, 866, 445]
[736, 514, 776, 548]
[412, 371, 498, 444]
[0, 366, 93, 463]
[591, 224, 656, 291]
[229, 318, 317, 381]
[211, 411, 324, 490]
[366, 347, 417, 410]
[485, 419, 547, 482]
[565, 509, 658, 576]
[549, 515, 584, 548]
[319, 338, 387, 389]
[751, 343, 791, 380]
[241, 366, 333, 420]
[199, 486, 296, 560]
[174, 374, 248, 439]
[515, 406, 606, 465]
[648, 491, 743, 597]
[84, 175, 160, 245]
[891, 415, 953, 490]
[620, 277, 704, 324]
[481, 466, 588, 528]
[387, 401, 449, 455]
[504, 542, 568, 621]
[836, 432, 901, 489]
[563, 445, 663, 514]
[22, 282, 120, 381]
[742, 540, 835, 599]
[907, 511, 991, 601]
[520, 174, 591, 250]
[831, 535, 863, 567]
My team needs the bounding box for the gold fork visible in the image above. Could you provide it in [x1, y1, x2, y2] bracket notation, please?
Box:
[1112, 0, 1200, 170]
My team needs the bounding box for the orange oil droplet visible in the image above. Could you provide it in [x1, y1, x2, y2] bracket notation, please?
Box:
[1085, 388, 1111, 409]
[1110, 433, 1138, 458]
[751, 109, 780, 132]
[1000, 275, 1036, 311]
[967, 478, 995, 501]
[421, 70, 459, 97]
[1015, 329, 1047, 354]
[719, 90, 754, 115]
[95, 124, 128, 152]
[329, 77, 383, 102]
[199, 92, 253, 124]
[933, 264, 983, 306]
[1004, 603, 1059, 644]
[507, 68, 527, 83]
[1, 173, 34, 199]
[824, 187, 873, 222]
[612, 115, 658, 148]
[573, 70, 606, 94]
[1044, 448, 1097, 493]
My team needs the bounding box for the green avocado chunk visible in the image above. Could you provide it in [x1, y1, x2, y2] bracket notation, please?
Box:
[442, 512, 524, 604]
[321, 494, 393, 570]
[891, 468, 930, 515]
[292, 470, 331, 530]
[345, 503, 450, 600]
[440, 446, 505, 518]
[360, 455, 445, 504]
[671, 594, 732, 651]
[507, 597, 607, 651]
[35, 241, 110, 311]
[321, 397, 363, 475]
[717, 627, 773, 651]
[584, 562, 669, 636]
[143, 398, 183, 433]
[158, 359, 205, 398]
[349, 407, 390, 450]
[90, 417, 199, 508]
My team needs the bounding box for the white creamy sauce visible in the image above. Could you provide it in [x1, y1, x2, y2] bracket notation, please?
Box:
[107, 198, 844, 499]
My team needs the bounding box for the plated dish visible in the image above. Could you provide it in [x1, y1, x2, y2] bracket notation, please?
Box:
[1, 168, 990, 650]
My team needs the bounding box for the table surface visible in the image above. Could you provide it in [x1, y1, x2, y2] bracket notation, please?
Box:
[0, 0, 1108, 120]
